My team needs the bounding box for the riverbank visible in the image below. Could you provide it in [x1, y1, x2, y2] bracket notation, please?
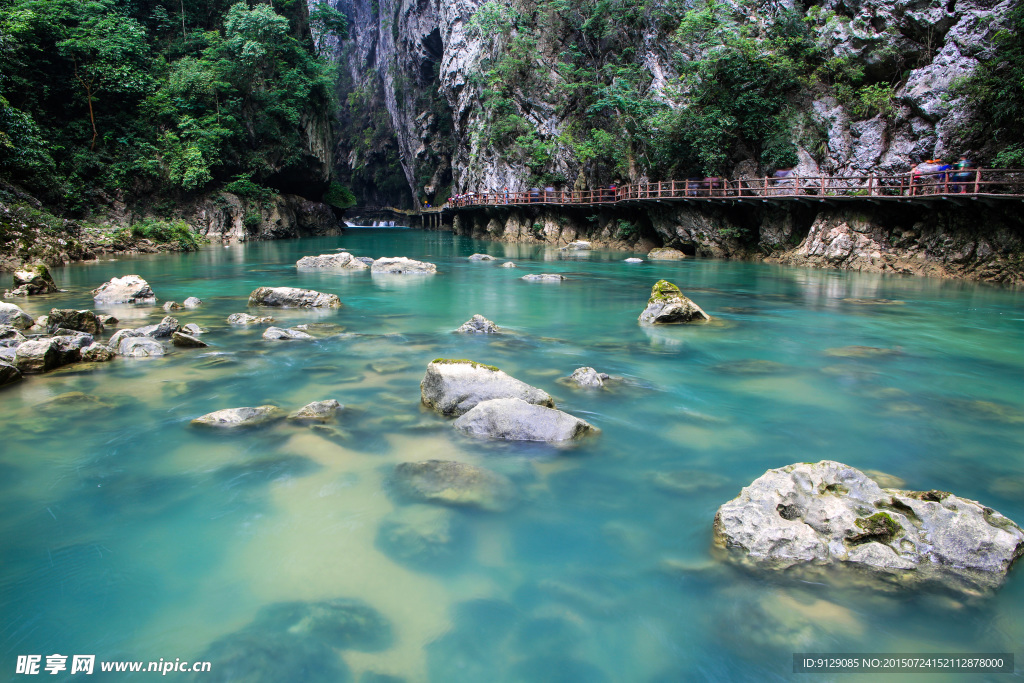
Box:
[448, 202, 1024, 286]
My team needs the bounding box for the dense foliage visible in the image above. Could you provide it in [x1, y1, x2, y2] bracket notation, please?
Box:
[0, 0, 346, 215]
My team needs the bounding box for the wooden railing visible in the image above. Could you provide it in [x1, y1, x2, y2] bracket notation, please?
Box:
[446, 169, 1024, 208]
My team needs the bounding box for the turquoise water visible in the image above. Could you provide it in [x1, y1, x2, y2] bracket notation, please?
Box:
[2, 229, 1024, 682]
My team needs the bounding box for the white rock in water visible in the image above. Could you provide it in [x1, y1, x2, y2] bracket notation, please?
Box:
[638, 280, 710, 324]
[500, 262, 517, 268]
[560, 241, 592, 251]
[713, 460, 1024, 593]
[263, 326, 315, 340]
[227, 313, 274, 325]
[92, 275, 156, 304]
[521, 274, 565, 282]
[296, 253, 368, 270]
[468, 253, 496, 261]
[248, 287, 340, 308]
[453, 398, 597, 442]
[0, 302, 34, 329]
[420, 359, 553, 417]
[454, 314, 500, 334]
[288, 399, 343, 421]
[647, 247, 686, 260]
[183, 297, 203, 308]
[191, 405, 284, 428]
[566, 366, 609, 388]
[117, 337, 165, 357]
[371, 257, 437, 274]
[624, 258, 644, 263]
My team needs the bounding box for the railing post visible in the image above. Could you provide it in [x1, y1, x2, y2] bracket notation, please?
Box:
[974, 170, 981, 195]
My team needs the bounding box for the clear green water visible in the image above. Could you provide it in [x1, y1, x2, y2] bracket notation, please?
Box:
[2, 229, 1024, 682]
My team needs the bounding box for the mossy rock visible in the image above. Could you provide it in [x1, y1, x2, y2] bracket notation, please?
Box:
[431, 358, 500, 372]
[649, 280, 683, 302]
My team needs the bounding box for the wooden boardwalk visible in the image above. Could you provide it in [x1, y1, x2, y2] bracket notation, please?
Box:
[447, 169, 1024, 210]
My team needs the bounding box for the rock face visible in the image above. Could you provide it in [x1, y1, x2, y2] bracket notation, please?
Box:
[263, 326, 315, 340]
[370, 257, 437, 274]
[521, 274, 566, 282]
[0, 303, 34, 329]
[296, 252, 369, 270]
[0, 360, 22, 386]
[118, 337, 165, 357]
[453, 398, 596, 443]
[48, 309, 103, 334]
[392, 460, 515, 512]
[420, 359, 554, 417]
[638, 280, 711, 324]
[713, 461, 1024, 593]
[171, 332, 207, 348]
[227, 313, 275, 325]
[92, 275, 156, 304]
[248, 287, 341, 308]
[566, 367, 609, 388]
[454, 314, 500, 334]
[10, 264, 58, 295]
[192, 405, 285, 429]
[288, 399, 342, 422]
[14, 339, 60, 373]
[648, 247, 686, 260]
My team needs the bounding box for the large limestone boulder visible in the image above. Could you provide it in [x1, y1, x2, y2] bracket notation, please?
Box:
[48, 309, 103, 334]
[0, 360, 22, 387]
[92, 275, 156, 304]
[10, 264, 58, 295]
[647, 247, 686, 260]
[248, 287, 341, 308]
[420, 359, 554, 417]
[521, 274, 565, 282]
[454, 314, 500, 334]
[392, 460, 515, 512]
[296, 252, 368, 270]
[192, 405, 285, 429]
[117, 337, 165, 357]
[713, 461, 1024, 593]
[263, 326, 315, 340]
[453, 398, 597, 443]
[638, 280, 710, 324]
[370, 257, 437, 274]
[14, 339, 60, 373]
[107, 328, 143, 349]
[0, 303, 33, 329]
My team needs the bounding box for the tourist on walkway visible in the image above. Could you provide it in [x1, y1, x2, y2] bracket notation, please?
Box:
[772, 167, 796, 196]
[951, 154, 975, 193]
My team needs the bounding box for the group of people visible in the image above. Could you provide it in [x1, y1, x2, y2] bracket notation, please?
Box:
[910, 155, 976, 194]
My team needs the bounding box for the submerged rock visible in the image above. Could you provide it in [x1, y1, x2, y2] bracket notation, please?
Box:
[118, 337, 165, 358]
[81, 343, 116, 362]
[454, 314, 501, 334]
[10, 263, 58, 295]
[713, 460, 1024, 593]
[227, 312, 275, 325]
[355, 256, 375, 266]
[650, 469, 729, 495]
[521, 273, 565, 282]
[192, 405, 285, 429]
[248, 598, 392, 652]
[193, 631, 349, 683]
[377, 505, 466, 568]
[92, 274, 156, 304]
[393, 460, 515, 512]
[288, 399, 342, 422]
[183, 297, 203, 308]
[638, 280, 710, 324]
[647, 247, 686, 260]
[0, 303, 33, 329]
[47, 309, 103, 334]
[296, 253, 368, 270]
[263, 326, 315, 341]
[0, 360, 22, 387]
[420, 359, 554, 417]
[370, 257, 437, 274]
[565, 366, 609, 388]
[713, 359, 788, 375]
[172, 331, 207, 348]
[163, 301, 183, 312]
[467, 253, 495, 261]
[248, 287, 341, 308]
[824, 345, 901, 358]
[453, 398, 597, 443]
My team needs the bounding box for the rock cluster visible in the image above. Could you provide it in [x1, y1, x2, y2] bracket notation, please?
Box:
[248, 287, 340, 308]
[638, 280, 710, 324]
[714, 461, 1024, 593]
[454, 314, 500, 334]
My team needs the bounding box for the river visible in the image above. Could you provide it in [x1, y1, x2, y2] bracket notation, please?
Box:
[2, 229, 1023, 681]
